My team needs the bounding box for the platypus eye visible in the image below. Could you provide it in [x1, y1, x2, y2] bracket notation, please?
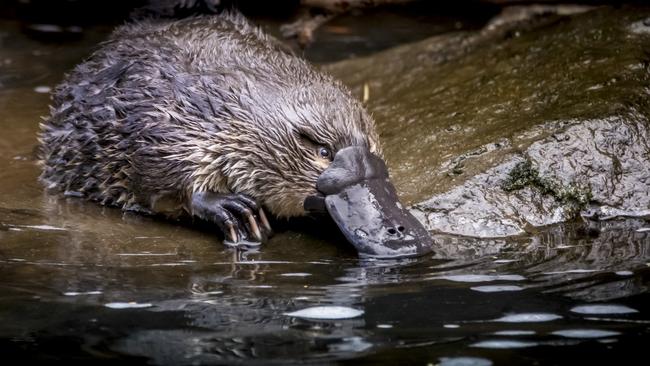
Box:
[318, 147, 332, 160]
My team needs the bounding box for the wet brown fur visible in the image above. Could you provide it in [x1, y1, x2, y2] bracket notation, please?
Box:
[38, 13, 381, 218]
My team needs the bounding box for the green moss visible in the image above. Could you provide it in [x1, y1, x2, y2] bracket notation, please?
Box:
[502, 160, 593, 217]
[501, 160, 538, 192]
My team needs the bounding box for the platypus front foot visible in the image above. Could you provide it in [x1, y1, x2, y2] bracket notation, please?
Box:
[190, 191, 272, 248]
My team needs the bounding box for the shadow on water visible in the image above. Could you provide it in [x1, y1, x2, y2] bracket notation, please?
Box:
[1, 4, 650, 366]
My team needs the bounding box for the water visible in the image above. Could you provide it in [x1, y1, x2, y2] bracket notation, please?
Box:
[1, 11, 650, 366]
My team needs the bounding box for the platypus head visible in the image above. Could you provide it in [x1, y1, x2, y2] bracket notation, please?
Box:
[201, 76, 433, 258]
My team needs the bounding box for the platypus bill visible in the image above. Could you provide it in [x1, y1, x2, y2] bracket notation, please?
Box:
[37, 13, 434, 258]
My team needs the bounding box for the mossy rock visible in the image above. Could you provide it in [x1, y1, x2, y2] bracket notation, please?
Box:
[327, 7, 650, 237]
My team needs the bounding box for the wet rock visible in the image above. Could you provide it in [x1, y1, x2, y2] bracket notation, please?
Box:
[414, 116, 650, 237]
[326, 6, 650, 238]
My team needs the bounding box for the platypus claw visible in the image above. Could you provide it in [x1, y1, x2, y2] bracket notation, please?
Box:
[226, 222, 239, 243]
[190, 191, 272, 247]
[258, 208, 272, 233]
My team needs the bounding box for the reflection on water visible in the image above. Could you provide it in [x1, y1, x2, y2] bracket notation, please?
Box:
[1, 13, 650, 366]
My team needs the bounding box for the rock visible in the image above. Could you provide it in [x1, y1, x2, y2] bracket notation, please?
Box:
[326, 6, 650, 237]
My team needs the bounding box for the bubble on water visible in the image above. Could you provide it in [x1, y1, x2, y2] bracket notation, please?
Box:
[34, 86, 51, 93]
[328, 336, 372, 352]
[243, 285, 274, 289]
[439, 356, 493, 366]
[433, 274, 525, 283]
[284, 306, 364, 319]
[494, 313, 562, 323]
[470, 340, 537, 349]
[471, 285, 523, 293]
[105, 302, 152, 309]
[64, 291, 102, 296]
[552, 329, 621, 338]
[197, 291, 223, 296]
[16, 224, 66, 231]
[542, 269, 597, 275]
[443, 324, 460, 329]
[492, 330, 536, 336]
[598, 338, 618, 344]
[377, 324, 393, 329]
[201, 300, 220, 305]
[280, 273, 312, 277]
[571, 304, 638, 315]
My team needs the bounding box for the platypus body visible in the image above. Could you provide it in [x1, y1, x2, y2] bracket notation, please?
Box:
[38, 13, 433, 257]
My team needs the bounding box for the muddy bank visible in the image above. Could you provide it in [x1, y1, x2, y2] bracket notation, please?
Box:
[327, 6, 650, 237]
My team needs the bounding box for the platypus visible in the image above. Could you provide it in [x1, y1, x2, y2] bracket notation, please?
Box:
[38, 13, 433, 258]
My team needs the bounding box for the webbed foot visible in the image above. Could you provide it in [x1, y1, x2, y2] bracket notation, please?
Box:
[190, 191, 272, 248]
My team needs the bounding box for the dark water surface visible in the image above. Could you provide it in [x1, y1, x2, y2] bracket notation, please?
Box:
[1, 14, 650, 366]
